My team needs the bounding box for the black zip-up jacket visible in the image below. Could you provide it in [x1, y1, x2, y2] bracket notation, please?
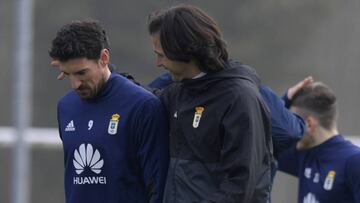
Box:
[160, 60, 273, 203]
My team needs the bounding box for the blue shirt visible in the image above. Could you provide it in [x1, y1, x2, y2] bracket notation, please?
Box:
[58, 73, 169, 203]
[278, 135, 360, 203]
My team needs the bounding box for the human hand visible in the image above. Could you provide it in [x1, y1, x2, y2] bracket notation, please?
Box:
[287, 76, 314, 100]
[50, 60, 65, 80]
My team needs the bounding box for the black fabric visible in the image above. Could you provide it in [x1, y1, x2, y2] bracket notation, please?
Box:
[161, 60, 273, 203]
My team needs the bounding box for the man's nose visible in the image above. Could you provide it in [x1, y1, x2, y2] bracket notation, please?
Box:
[156, 57, 162, 67]
[69, 75, 82, 90]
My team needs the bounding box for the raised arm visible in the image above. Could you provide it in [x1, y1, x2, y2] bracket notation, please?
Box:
[260, 85, 305, 157]
[283, 76, 314, 108]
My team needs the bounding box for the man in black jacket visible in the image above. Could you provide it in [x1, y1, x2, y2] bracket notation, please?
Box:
[148, 5, 273, 203]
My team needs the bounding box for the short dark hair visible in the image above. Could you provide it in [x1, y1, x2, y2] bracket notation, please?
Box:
[148, 4, 228, 72]
[291, 82, 337, 130]
[49, 20, 109, 62]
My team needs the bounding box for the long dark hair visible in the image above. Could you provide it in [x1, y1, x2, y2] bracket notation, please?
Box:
[148, 5, 228, 72]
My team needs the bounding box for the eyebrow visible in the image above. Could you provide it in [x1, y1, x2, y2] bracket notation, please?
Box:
[62, 71, 69, 76]
[75, 69, 87, 74]
[60, 67, 88, 76]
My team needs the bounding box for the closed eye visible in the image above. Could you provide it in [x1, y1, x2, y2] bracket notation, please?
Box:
[75, 69, 88, 76]
[154, 50, 165, 58]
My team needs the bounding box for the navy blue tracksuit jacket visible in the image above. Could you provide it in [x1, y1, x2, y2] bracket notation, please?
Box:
[58, 73, 169, 203]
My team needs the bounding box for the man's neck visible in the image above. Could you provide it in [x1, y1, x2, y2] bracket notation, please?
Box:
[104, 66, 111, 82]
[183, 64, 201, 80]
[297, 127, 338, 150]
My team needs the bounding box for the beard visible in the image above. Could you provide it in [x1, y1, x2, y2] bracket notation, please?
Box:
[77, 74, 107, 100]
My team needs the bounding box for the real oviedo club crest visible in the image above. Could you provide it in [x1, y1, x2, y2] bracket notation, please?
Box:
[108, 114, 120, 135]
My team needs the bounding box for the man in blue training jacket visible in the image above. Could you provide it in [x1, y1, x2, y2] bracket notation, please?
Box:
[278, 81, 360, 203]
[49, 20, 169, 203]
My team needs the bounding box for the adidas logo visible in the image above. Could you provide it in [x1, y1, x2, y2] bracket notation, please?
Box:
[65, 120, 75, 132]
[73, 143, 104, 175]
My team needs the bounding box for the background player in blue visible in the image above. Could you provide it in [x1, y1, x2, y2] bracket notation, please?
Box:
[49, 20, 169, 203]
[278, 81, 360, 203]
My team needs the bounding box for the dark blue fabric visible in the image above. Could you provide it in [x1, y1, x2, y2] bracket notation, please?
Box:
[148, 73, 173, 89]
[278, 135, 360, 203]
[260, 85, 305, 157]
[282, 91, 292, 109]
[58, 73, 169, 203]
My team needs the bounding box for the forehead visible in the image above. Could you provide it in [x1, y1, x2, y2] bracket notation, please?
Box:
[151, 34, 163, 52]
[59, 58, 97, 73]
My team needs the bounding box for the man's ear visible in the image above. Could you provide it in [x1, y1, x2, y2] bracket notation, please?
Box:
[99, 49, 110, 66]
[306, 116, 318, 132]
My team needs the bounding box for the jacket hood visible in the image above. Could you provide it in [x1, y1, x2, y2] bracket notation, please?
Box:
[181, 59, 261, 92]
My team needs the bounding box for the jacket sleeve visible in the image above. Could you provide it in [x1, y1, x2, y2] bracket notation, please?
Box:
[277, 146, 300, 176]
[134, 97, 170, 203]
[148, 73, 173, 89]
[146, 73, 173, 98]
[260, 85, 305, 157]
[345, 152, 360, 202]
[204, 87, 272, 203]
[282, 90, 292, 108]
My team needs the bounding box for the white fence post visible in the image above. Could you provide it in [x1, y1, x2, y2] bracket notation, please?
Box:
[11, 0, 34, 202]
